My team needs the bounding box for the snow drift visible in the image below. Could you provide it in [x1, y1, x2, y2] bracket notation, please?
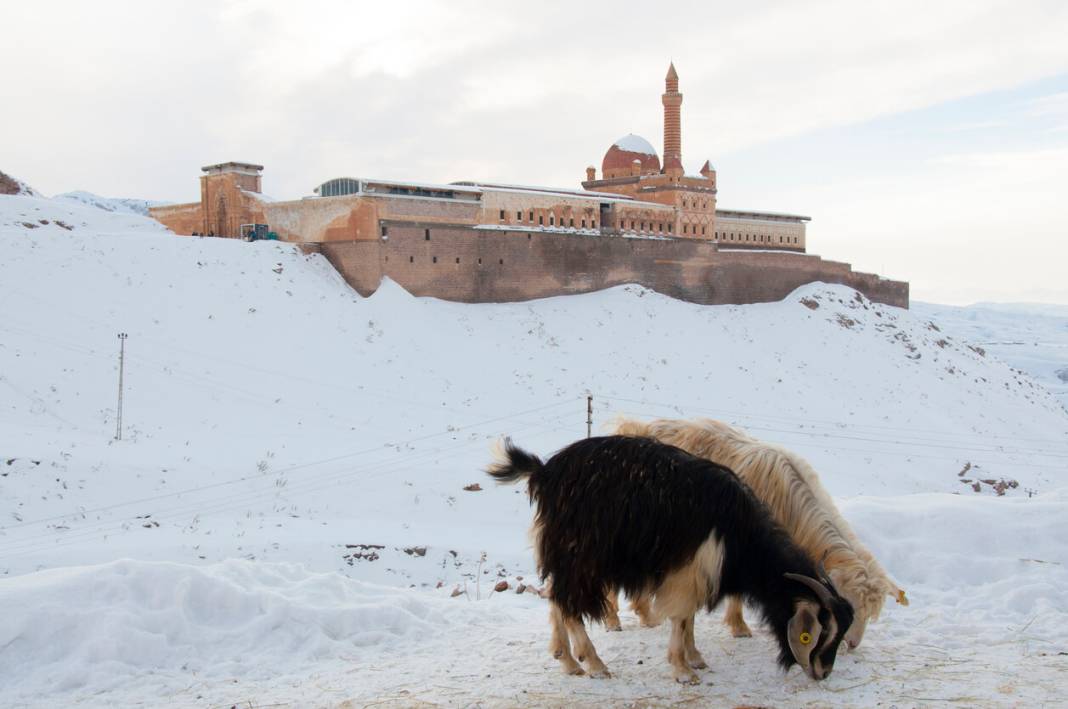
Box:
[2, 190, 1067, 706]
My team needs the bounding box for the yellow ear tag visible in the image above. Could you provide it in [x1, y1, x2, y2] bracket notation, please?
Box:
[799, 632, 812, 645]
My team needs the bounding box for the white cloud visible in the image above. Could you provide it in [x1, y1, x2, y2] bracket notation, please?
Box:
[791, 147, 1068, 304]
[2, 0, 1067, 302]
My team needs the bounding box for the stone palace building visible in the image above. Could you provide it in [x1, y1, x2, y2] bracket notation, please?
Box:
[150, 64, 908, 308]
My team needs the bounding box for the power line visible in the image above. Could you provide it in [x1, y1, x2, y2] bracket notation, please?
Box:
[602, 404, 1068, 472]
[0, 410, 582, 559]
[597, 394, 1068, 453]
[0, 397, 579, 534]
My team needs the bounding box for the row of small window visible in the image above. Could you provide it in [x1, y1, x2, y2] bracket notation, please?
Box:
[384, 255, 505, 265]
[380, 224, 798, 247]
[618, 220, 679, 235]
[716, 232, 801, 245]
[681, 198, 711, 210]
[498, 209, 597, 229]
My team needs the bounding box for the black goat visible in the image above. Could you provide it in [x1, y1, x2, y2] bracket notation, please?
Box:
[487, 435, 853, 683]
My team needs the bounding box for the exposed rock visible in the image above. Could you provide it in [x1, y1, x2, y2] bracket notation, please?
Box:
[0, 170, 39, 196]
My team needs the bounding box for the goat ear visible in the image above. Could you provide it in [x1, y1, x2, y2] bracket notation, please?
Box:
[892, 587, 909, 606]
[787, 600, 821, 670]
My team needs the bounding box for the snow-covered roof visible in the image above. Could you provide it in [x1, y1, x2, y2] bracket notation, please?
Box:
[717, 208, 812, 222]
[359, 178, 482, 195]
[612, 134, 657, 155]
[240, 188, 277, 203]
[456, 181, 632, 201]
[467, 183, 670, 210]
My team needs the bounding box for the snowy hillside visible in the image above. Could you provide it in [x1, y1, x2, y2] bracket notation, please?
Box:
[0, 191, 168, 236]
[915, 300, 1068, 410]
[53, 190, 170, 216]
[1, 192, 1066, 707]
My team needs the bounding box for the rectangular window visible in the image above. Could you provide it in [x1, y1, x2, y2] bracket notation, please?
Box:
[517, 211, 522, 220]
[539, 216, 544, 225]
[529, 211, 534, 221]
[569, 218, 574, 227]
[456, 257, 460, 264]
[409, 255, 413, 263]
[432, 256, 437, 263]
[549, 215, 555, 226]
[425, 229, 430, 240]
[381, 225, 388, 237]
[582, 219, 586, 228]
[499, 210, 505, 220]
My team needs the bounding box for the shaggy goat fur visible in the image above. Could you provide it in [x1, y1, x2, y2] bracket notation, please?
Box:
[487, 435, 853, 682]
[612, 417, 907, 648]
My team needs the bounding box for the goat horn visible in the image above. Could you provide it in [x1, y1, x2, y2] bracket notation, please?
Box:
[817, 550, 834, 585]
[784, 572, 834, 606]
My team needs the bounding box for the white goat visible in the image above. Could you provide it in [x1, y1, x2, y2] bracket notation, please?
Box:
[611, 417, 907, 649]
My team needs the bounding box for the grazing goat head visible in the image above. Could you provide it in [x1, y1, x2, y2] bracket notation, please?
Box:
[781, 572, 854, 680]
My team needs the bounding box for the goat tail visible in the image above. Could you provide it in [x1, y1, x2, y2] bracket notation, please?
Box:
[486, 437, 544, 486]
[888, 580, 909, 606]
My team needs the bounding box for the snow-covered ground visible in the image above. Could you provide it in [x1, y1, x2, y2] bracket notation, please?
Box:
[914, 300, 1068, 411]
[1, 191, 1066, 707]
[53, 190, 170, 217]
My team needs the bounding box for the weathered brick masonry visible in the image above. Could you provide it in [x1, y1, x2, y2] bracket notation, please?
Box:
[316, 229, 908, 307]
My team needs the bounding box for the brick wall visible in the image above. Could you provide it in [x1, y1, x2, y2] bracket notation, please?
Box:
[319, 228, 908, 308]
[149, 202, 203, 235]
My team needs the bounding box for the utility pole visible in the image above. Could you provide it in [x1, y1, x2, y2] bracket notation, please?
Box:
[586, 394, 593, 438]
[115, 333, 128, 441]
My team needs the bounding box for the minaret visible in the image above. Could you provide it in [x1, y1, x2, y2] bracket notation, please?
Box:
[661, 62, 684, 176]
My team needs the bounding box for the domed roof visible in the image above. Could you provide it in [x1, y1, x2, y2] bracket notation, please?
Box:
[602, 134, 660, 176]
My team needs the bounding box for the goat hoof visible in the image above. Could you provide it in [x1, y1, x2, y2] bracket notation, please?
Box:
[564, 664, 585, 676]
[588, 667, 611, 679]
[606, 623, 623, 632]
[674, 671, 700, 685]
[689, 658, 708, 670]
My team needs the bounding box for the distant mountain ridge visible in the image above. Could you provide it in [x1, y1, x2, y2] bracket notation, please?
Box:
[53, 190, 170, 216]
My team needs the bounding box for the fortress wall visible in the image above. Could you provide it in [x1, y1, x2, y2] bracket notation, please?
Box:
[149, 202, 202, 235]
[706, 251, 907, 306]
[265, 196, 379, 242]
[319, 228, 909, 308]
[319, 240, 383, 295]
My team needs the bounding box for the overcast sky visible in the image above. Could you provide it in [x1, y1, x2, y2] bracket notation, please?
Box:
[3, 0, 1067, 304]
